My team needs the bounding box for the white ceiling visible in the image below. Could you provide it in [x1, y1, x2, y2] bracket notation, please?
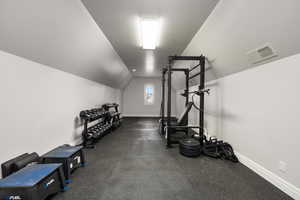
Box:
[173, 0, 300, 89]
[2, 0, 299, 90]
[0, 0, 131, 89]
[82, 0, 219, 77]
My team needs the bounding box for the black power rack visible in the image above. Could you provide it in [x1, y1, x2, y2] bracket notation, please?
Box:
[161, 55, 206, 148]
[160, 55, 238, 162]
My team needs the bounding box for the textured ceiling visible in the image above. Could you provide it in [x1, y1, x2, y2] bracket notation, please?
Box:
[82, 0, 219, 77]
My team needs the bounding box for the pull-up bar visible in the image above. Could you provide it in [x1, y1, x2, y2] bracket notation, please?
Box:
[164, 66, 211, 80]
[169, 55, 205, 61]
[163, 68, 189, 73]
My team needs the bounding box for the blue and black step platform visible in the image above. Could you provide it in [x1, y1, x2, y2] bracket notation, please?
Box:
[0, 163, 67, 200]
[41, 145, 85, 184]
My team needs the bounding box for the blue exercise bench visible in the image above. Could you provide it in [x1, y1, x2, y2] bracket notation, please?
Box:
[41, 145, 85, 183]
[0, 163, 66, 200]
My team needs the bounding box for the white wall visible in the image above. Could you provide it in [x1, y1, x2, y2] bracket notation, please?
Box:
[176, 54, 300, 199]
[173, 0, 300, 89]
[0, 50, 121, 177]
[123, 77, 176, 117]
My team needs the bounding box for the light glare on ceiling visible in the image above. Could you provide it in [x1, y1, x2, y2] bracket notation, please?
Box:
[146, 51, 154, 73]
[140, 18, 160, 50]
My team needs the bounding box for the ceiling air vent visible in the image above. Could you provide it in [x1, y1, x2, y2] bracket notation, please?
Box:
[247, 44, 277, 64]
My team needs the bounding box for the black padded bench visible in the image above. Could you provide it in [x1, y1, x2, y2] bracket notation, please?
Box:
[1, 153, 30, 178]
[162, 102, 194, 143]
[0, 164, 66, 200]
[41, 145, 85, 183]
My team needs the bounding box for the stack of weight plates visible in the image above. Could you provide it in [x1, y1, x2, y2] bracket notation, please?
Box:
[179, 138, 202, 157]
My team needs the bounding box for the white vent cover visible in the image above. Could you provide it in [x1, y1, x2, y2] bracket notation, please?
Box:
[247, 44, 277, 64]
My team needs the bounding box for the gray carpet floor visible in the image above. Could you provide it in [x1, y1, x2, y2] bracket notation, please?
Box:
[53, 117, 293, 200]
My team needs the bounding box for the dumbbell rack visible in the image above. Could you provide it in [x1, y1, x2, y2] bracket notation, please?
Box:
[79, 108, 112, 148]
[102, 103, 121, 129]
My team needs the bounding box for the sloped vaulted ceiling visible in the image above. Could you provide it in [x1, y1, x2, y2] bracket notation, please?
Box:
[82, 0, 219, 77]
[2, 0, 299, 90]
[173, 0, 300, 89]
[0, 0, 131, 88]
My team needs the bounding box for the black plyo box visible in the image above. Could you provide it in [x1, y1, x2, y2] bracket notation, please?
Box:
[0, 164, 66, 200]
[41, 146, 85, 183]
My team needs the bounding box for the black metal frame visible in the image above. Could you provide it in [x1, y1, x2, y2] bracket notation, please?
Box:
[102, 103, 122, 129]
[80, 108, 111, 148]
[161, 55, 206, 148]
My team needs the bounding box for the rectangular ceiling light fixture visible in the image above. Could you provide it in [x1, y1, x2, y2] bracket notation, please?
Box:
[140, 18, 160, 50]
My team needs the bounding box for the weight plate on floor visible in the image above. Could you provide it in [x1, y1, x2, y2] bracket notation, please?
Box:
[179, 138, 201, 157]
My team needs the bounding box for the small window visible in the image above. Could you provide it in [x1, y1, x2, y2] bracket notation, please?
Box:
[144, 84, 154, 105]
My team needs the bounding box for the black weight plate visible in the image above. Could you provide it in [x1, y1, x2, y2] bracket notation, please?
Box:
[179, 138, 200, 147]
[179, 138, 202, 157]
[180, 149, 201, 157]
[180, 148, 201, 155]
[180, 144, 201, 150]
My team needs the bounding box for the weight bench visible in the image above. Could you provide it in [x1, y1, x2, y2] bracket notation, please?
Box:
[1, 153, 29, 178]
[162, 102, 194, 143]
[41, 145, 85, 183]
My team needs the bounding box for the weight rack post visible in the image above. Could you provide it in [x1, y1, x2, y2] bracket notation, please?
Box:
[161, 68, 166, 135]
[167, 57, 172, 148]
[199, 56, 205, 146]
[185, 69, 189, 107]
[184, 69, 189, 129]
[83, 120, 91, 148]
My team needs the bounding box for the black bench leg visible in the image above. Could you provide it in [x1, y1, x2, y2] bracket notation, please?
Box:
[80, 149, 86, 167]
[58, 166, 68, 192]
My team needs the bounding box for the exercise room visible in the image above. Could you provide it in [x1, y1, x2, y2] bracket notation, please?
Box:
[0, 0, 299, 199]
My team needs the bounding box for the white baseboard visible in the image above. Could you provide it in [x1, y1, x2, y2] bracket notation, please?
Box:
[236, 152, 300, 200]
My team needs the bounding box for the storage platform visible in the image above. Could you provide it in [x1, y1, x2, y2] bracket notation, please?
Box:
[41, 145, 85, 183]
[0, 164, 66, 200]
